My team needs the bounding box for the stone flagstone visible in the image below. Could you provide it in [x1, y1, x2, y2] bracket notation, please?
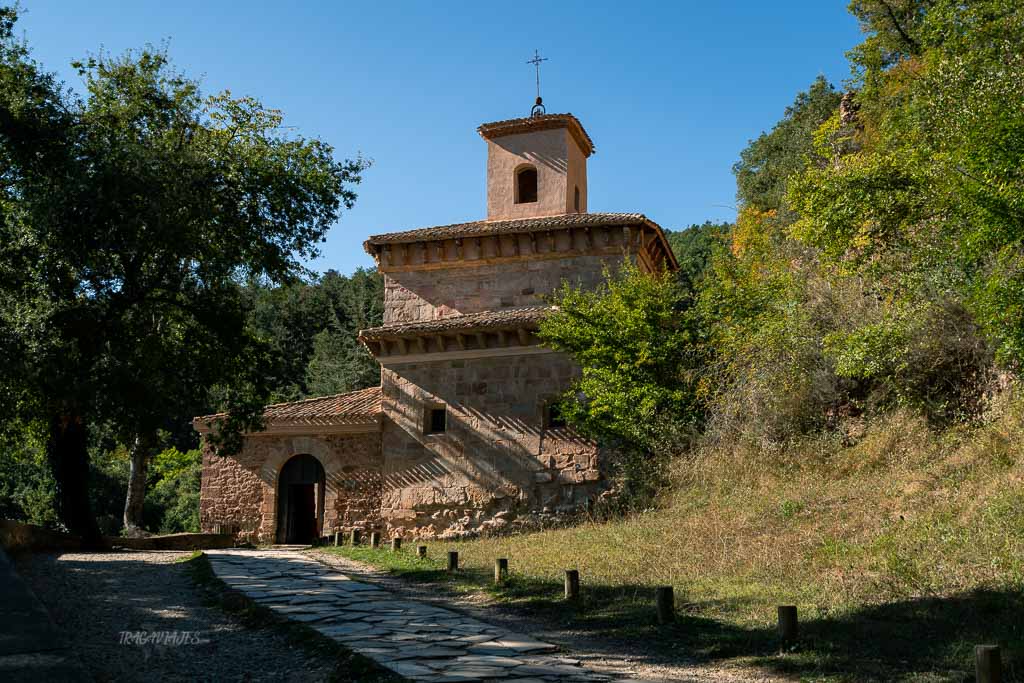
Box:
[207, 549, 620, 682]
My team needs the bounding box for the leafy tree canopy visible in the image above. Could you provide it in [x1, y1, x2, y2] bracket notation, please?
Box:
[790, 0, 1024, 363]
[538, 262, 706, 452]
[0, 7, 367, 538]
[664, 221, 732, 290]
[733, 76, 842, 216]
[247, 267, 383, 402]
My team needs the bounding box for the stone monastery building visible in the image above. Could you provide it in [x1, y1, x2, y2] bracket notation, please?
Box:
[194, 110, 677, 544]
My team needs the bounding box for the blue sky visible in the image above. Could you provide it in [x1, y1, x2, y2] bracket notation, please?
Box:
[16, 1, 863, 275]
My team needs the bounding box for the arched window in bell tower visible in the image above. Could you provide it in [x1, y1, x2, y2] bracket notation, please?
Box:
[515, 166, 538, 204]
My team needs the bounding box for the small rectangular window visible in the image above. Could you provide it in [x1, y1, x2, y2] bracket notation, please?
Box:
[427, 407, 447, 434]
[545, 402, 567, 429]
[574, 186, 580, 213]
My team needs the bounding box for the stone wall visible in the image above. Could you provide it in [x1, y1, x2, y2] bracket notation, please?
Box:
[378, 351, 604, 538]
[0, 519, 83, 553]
[111, 533, 234, 551]
[383, 250, 627, 324]
[199, 431, 382, 545]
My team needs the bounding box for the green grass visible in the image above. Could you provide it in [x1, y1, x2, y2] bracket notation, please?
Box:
[327, 408, 1024, 681]
[182, 552, 403, 683]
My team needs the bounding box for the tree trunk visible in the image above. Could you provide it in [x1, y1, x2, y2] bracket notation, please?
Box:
[48, 411, 103, 547]
[123, 434, 154, 534]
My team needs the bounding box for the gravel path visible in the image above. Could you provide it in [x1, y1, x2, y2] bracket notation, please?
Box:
[15, 550, 334, 682]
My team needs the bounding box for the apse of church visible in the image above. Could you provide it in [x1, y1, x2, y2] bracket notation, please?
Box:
[195, 106, 676, 544]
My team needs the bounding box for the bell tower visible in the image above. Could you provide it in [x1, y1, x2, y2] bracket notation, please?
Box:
[477, 112, 594, 221]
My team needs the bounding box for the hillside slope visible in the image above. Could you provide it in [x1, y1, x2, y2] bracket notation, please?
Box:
[336, 401, 1024, 681]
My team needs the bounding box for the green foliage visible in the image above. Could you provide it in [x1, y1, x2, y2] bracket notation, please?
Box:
[663, 221, 731, 289]
[697, 0, 1023, 446]
[733, 76, 842, 215]
[0, 7, 367, 535]
[538, 261, 706, 507]
[826, 300, 992, 422]
[0, 420, 57, 527]
[539, 261, 705, 450]
[848, 0, 930, 63]
[146, 447, 202, 533]
[788, 150, 929, 266]
[247, 267, 383, 402]
[88, 444, 130, 535]
[80, 444, 202, 535]
[779, 499, 804, 520]
[306, 329, 379, 397]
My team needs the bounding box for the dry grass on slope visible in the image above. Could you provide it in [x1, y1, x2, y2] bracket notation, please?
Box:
[331, 401, 1024, 680]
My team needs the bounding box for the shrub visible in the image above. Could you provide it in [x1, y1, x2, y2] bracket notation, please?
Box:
[0, 424, 58, 527]
[538, 261, 706, 510]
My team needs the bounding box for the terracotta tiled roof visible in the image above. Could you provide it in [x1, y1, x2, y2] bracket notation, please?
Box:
[364, 212, 654, 248]
[477, 113, 594, 157]
[359, 307, 552, 341]
[193, 386, 382, 428]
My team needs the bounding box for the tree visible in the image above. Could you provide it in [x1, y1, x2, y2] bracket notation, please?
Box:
[306, 268, 383, 394]
[732, 76, 841, 217]
[664, 221, 731, 290]
[848, 0, 932, 65]
[0, 8, 368, 540]
[789, 0, 1022, 386]
[537, 261, 706, 507]
[246, 279, 334, 403]
[306, 329, 379, 396]
[245, 267, 383, 401]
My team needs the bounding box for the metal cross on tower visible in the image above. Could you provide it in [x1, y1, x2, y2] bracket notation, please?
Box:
[527, 49, 548, 116]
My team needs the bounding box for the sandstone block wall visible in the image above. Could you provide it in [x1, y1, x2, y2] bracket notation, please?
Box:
[199, 431, 382, 545]
[378, 351, 604, 538]
[383, 251, 627, 324]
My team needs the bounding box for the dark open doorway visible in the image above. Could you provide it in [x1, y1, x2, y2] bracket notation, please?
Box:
[275, 454, 325, 544]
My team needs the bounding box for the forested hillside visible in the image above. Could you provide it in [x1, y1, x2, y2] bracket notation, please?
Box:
[245, 268, 384, 404]
[541, 0, 1024, 481]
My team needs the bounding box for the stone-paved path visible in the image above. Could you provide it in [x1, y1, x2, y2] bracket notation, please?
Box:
[207, 549, 619, 682]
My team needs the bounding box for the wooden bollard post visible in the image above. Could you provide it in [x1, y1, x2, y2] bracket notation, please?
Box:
[976, 645, 1002, 683]
[777, 605, 798, 646]
[390, 537, 402, 552]
[656, 586, 675, 625]
[416, 545, 427, 559]
[349, 529, 361, 546]
[333, 531, 341, 547]
[447, 550, 459, 572]
[494, 558, 509, 584]
[370, 531, 381, 548]
[565, 569, 580, 601]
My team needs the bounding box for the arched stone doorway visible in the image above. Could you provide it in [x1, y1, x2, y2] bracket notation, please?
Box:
[275, 454, 326, 544]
